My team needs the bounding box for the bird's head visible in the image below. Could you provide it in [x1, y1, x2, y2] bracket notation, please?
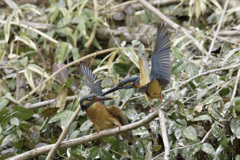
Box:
[102, 76, 140, 96]
[79, 93, 113, 111]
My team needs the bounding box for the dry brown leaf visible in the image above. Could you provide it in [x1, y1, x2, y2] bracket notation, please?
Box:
[56, 89, 68, 112]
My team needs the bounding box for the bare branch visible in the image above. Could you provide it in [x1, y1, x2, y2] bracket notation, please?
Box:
[46, 105, 82, 160]
[158, 109, 170, 160]
[205, 0, 230, 63]
[10, 109, 159, 160]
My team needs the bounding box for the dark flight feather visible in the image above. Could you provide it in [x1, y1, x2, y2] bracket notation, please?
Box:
[150, 23, 171, 89]
[80, 63, 103, 96]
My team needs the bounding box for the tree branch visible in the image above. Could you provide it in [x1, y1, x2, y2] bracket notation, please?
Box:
[204, 0, 230, 63]
[158, 109, 170, 160]
[46, 105, 82, 160]
[10, 109, 159, 160]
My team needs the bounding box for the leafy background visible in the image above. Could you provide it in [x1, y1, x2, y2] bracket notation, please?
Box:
[0, 0, 240, 159]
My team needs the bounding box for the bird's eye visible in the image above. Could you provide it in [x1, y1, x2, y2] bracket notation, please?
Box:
[87, 97, 94, 101]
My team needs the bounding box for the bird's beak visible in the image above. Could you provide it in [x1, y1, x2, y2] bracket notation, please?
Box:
[101, 85, 121, 96]
[94, 96, 113, 102]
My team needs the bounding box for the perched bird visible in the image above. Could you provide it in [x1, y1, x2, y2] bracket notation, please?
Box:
[102, 23, 171, 111]
[79, 64, 132, 139]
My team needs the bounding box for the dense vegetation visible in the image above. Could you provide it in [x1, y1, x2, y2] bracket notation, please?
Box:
[0, 0, 240, 159]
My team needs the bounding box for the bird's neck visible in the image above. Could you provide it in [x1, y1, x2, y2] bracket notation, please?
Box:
[84, 102, 94, 110]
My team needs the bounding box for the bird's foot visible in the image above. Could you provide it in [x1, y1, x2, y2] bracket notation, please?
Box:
[117, 124, 122, 130]
[149, 104, 155, 111]
[158, 94, 162, 101]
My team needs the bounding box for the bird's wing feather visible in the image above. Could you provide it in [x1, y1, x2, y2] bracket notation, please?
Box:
[80, 63, 103, 95]
[107, 105, 132, 139]
[106, 105, 129, 125]
[138, 49, 150, 87]
[150, 23, 171, 89]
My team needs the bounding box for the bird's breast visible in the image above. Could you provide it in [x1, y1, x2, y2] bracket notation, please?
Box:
[147, 79, 162, 99]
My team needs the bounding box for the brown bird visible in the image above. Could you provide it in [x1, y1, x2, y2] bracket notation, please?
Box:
[102, 23, 171, 111]
[79, 64, 132, 139]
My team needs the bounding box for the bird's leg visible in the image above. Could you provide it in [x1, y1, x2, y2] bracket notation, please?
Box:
[149, 104, 155, 111]
[113, 122, 122, 129]
[158, 94, 162, 101]
[96, 130, 100, 133]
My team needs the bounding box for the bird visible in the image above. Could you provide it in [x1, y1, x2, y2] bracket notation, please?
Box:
[101, 23, 171, 111]
[79, 64, 132, 140]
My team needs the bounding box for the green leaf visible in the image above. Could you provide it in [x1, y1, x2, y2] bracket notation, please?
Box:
[183, 126, 197, 140]
[186, 62, 199, 77]
[203, 95, 222, 105]
[13, 106, 34, 120]
[103, 136, 118, 143]
[65, 77, 74, 88]
[230, 117, 240, 139]
[1, 133, 18, 146]
[48, 6, 60, 23]
[208, 105, 224, 121]
[10, 117, 20, 126]
[220, 136, 231, 151]
[172, 46, 183, 60]
[72, 47, 79, 60]
[174, 128, 182, 140]
[0, 47, 6, 62]
[99, 149, 113, 160]
[15, 35, 37, 51]
[211, 123, 224, 139]
[28, 64, 50, 78]
[90, 146, 100, 159]
[111, 140, 124, 159]
[236, 154, 240, 160]
[80, 119, 93, 131]
[55, 42, 71, 62]
[172, 60, 186, 75]
[0, 97, 9, 110]
[60, 110, 74, 129]
[122, 48, 139, 68]
[235, 100, 240, 112]
[4, 9, 18, 43]
[77, 17, 88, 39]
[201, 143, 215, 155]
[24, 68, 35, 89]
[194, 115, 212, 122]
[20, 4, 41, 15]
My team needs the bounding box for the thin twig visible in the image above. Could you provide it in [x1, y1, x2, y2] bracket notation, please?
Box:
[158, 109, 170, 160]
[204, 0, 230, 63]
[10, 109, 159, 160]
[85, 0, 98, 47]
[46, 105, 82, 160]
[24, 95, 78, 109]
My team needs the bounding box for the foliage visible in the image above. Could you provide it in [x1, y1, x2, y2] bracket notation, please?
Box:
[0, 0, 240, 159]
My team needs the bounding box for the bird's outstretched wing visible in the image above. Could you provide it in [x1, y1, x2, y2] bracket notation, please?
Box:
[106, 105, 133, 139]
[138, 46, 150, 87]
[150, 23, 171, 89]
[80, 63, 103, 96]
